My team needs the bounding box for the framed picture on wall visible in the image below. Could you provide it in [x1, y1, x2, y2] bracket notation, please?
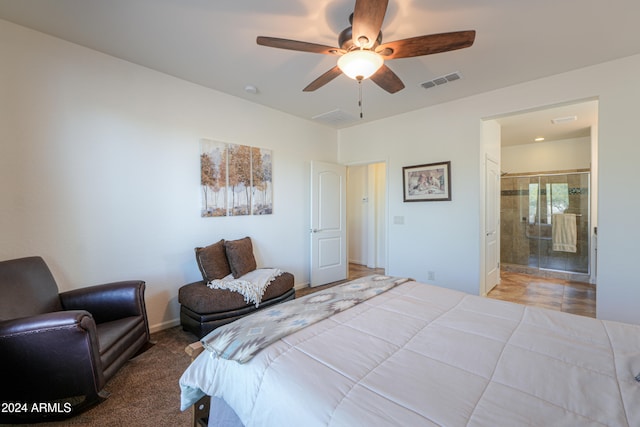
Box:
[402, 161, 451, 202]
[200, 139, 274, 217]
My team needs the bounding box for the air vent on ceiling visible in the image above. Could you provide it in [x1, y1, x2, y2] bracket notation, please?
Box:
[551, 115, 577, 124]
[312, 109, 358, 126]
[421, 72, 462, 90]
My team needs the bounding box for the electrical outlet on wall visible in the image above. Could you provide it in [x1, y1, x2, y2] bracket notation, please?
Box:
[427, 271, 435, 281]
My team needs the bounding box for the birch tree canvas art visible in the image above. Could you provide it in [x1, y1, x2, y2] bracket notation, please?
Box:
[200, 140, 227, 217]
[251, 147, 273, 215]
[200, 139, 273, 217]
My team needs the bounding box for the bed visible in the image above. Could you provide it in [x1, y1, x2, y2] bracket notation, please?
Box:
[179, 275, 640, 426]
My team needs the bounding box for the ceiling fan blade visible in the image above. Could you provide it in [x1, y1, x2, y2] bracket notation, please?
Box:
[376, 30, 476, 59]
[352, 0, 388, 48]
[370, 64, 405, 94]
[303, 66, 343, 92]
[257, 36, 344, 55]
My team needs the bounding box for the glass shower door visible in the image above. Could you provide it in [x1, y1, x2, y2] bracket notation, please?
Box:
[500, 172, 590, 276]
[501, 176, 541, 268]
[539, 173, 589, 274]
[525, 176, 543, 269]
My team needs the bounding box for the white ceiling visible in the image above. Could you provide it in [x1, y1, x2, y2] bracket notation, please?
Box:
[497, 99, 598, 147]
[0, 0, 636, 139]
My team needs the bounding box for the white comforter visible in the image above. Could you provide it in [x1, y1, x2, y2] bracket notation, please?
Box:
[180, 280, 640, 426]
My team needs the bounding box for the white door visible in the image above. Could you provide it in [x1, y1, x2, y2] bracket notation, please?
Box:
[310, 161, 347, 286]
[484, 157, 500, 294]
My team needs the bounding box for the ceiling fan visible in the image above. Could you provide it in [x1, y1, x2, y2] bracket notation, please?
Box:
[257, 0, 476, 94]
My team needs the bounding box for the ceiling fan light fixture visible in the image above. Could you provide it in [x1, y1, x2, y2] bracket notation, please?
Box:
[337, 49, 384, 80]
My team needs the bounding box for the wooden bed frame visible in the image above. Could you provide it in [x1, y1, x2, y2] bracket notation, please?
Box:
[185, 342, 209, 427]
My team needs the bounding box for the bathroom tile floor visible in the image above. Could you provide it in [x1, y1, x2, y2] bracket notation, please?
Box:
[488, 270, 596, 318]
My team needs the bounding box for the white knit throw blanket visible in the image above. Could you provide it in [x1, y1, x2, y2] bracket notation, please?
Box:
[206, 268, 283, 307]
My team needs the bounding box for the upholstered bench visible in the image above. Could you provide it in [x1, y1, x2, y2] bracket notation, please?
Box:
[179, 237, 295, 339]
[180, 273, 294, 338]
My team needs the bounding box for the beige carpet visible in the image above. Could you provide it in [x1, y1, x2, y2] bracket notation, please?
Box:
[25, 326, 197, 427]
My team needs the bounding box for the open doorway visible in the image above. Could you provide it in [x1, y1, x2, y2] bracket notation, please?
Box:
[347, 162, 387, 277]
[486, 99, 598, 317]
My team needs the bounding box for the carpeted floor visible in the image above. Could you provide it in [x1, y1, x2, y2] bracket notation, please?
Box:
[23, 326, 197, 427]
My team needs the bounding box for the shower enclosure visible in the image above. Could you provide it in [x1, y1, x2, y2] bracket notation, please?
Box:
[500, 172, 590, 280]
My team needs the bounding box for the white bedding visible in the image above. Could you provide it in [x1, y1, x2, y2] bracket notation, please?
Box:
[180, 280, 640, 426]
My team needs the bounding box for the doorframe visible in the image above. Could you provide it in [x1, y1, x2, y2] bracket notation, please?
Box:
[345, 159, 390, 274]
[479, 119, 502, 296]
[483, 154, 501, 296]
[481, 98, 599, 291]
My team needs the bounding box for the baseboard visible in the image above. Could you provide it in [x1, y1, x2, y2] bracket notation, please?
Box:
[149, 318, 181, 334]
[294, 281, 310, 290]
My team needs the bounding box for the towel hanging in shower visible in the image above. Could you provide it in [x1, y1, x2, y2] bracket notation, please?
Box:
[552, 213, 577, 253]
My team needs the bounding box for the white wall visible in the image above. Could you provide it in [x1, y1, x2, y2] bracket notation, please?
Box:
[340, 103, 482, 294]
[339, 54, 640, 325]
[3, 18, 639, 327]
[501, 137, 591, 174]
[0, 20, 338, 332]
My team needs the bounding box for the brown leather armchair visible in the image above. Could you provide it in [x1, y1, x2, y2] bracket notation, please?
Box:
[0, 256, 150, 423]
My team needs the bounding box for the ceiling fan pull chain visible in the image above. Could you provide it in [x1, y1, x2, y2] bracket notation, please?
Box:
[358, 78, 363, 119]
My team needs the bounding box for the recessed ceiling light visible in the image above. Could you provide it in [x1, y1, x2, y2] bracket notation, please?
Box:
[244, 85, 258, 94]
[551, 115, 577, 124]
[534, 137, 545, 142]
